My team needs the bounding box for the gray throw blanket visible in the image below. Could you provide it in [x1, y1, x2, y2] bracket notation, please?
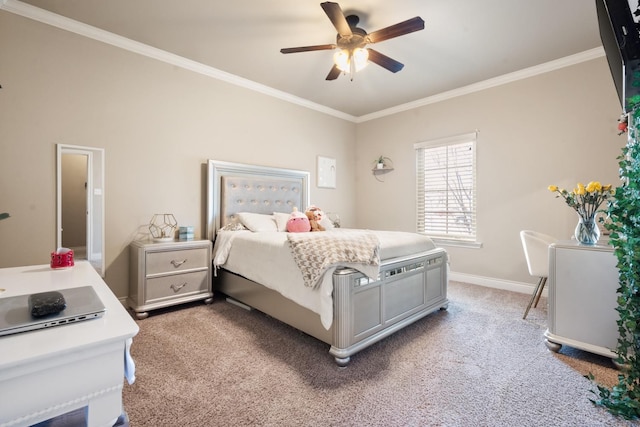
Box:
[287, 230, 381, 288]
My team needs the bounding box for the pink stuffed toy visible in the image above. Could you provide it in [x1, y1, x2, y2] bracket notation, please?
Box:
[286, 207, 311, 233]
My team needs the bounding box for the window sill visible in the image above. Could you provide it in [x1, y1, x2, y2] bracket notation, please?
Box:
[430, 238, 483, 249]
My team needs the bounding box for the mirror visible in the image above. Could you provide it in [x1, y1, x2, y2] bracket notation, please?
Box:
[56, 144, 105, 277]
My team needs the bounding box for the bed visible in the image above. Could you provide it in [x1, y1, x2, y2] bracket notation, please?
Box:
[206, 159, 449, 366]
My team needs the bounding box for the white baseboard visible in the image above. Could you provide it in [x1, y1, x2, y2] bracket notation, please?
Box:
[449, 271, 545, 297]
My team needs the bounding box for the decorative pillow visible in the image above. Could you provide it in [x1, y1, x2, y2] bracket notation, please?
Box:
[319, 216, 334, 230]
[273, 212, 291, 232]
[218, 221, 247, 232]
[236, 212, 278, 232]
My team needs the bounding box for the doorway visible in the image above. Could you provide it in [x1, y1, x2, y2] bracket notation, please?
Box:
[56, 145, 105, 277]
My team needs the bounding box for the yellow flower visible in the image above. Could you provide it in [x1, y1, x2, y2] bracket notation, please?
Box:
[549, 180, 614, 221]
[586, 181, 602, 193]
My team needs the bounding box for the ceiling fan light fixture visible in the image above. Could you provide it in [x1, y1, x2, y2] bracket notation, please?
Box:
[280, 2, 424, 81]
[333, 48, 368, 73]
[352, 47, 369, 71]
[333, 49, 350, 72]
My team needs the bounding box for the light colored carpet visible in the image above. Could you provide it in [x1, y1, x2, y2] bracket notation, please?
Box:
[122, 281, 638, 426]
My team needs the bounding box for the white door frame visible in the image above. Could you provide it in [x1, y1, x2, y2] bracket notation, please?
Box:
[56, 144, 105, 276]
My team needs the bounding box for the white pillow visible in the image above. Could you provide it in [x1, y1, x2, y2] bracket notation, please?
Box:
[273, 212, 291, 232]
[236, 212, 278, 232]
[319, 216, 334, 230]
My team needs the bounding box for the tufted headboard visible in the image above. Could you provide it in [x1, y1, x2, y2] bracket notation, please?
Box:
[206, 160, 310, 240]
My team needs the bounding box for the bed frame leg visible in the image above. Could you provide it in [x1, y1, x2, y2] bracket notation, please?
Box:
[334, 356, 350, 367]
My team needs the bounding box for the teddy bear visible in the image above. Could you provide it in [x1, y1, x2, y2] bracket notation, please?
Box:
[305, 206, 325, 232]
[286, 207, 311, 233]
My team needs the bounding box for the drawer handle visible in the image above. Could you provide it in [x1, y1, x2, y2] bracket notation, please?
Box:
[170, 282, 187, 292]
[170, 259, 187, 268]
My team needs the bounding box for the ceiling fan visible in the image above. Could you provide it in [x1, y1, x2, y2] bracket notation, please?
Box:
[280, 2, 425, 81]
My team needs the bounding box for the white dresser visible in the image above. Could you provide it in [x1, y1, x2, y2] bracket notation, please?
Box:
[544, 240, 619, 359]
[128, 239, 213, 319]
[0, 262, 139, 427]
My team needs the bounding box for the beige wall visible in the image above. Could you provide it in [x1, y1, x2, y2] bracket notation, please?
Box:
[0, 10, 626, 297]
[355, 58, 624, 285]
[0, 12, 357, 297]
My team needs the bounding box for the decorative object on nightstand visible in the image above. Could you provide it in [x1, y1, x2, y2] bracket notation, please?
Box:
[547, 182, 614, 245]
[128, 239, 213, 319]
[148, 213, 177, 242]
[179, 226, 195, 241]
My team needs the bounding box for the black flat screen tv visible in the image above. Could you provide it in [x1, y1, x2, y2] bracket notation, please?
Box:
[596, 0, 640, 111]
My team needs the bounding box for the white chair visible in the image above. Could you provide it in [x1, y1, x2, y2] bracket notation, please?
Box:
[520, 230, 557, 319]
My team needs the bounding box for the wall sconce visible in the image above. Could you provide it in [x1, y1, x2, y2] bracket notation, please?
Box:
[149, 214, 177, 242]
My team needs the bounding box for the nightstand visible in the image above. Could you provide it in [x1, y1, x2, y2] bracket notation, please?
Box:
[128, 239, 213, 319]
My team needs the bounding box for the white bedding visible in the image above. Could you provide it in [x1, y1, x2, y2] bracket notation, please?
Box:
[213, 229, 437, 329]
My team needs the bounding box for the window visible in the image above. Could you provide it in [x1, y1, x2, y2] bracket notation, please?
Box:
[415, 132, 478, 244]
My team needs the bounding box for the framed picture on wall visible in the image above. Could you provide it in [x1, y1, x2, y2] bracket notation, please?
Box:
[317, 156, 336, 189]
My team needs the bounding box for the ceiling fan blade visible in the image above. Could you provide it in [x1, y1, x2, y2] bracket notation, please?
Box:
[367, 16, 425, 44]
[280, 44, 336, 54]
[367, 49, 404, 73]
[326, 64, 342, 80]
[321, 2, 352, 37]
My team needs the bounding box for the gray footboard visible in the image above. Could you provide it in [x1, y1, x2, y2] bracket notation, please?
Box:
[331, 248, 448, 365]
[215, 248, 448, 366]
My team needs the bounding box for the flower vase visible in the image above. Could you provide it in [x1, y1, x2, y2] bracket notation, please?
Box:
[574, 215, 600, 245]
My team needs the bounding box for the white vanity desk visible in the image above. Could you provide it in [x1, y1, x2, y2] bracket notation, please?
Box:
[544, 240, 619, 359]
[0, 262, 139, 427]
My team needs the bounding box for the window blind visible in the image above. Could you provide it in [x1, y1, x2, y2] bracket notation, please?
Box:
[415, 132, 477, 240]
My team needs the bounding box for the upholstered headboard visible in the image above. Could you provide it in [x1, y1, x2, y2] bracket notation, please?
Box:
[206, 160, 310, 240]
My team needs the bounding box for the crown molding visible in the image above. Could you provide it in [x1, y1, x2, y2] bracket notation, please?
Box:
[356, 47, 606, 123]
[2, 0, 604, 123]
[0, 0, 358, 122]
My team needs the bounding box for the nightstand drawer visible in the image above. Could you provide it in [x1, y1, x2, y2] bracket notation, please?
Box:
[146, 247, 209, 276]
[146, 270, 209, 302]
